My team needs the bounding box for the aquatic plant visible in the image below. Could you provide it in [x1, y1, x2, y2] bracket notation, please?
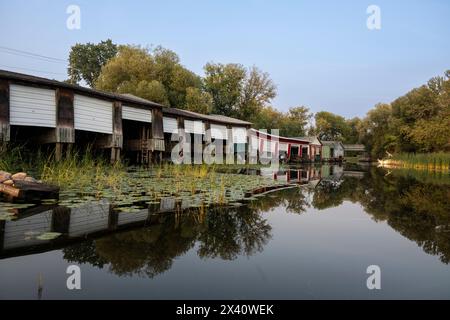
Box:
[381, 152, 450, 172]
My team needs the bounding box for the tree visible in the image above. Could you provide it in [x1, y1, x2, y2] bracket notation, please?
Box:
[280, 106, 312, 137]
[237, 66, 276, 120]
[203, 63, 246, 116]
[345, 117, 362, 144]
[203, 63, 276, 120]
[252, 106, 284, 131]
[314, 111, 350, 141]
[95, 45, 201, 108]
[184, 87, 213, 114]
[68, 39, 118, 87]
[117, 80, 169, 106]
[359, 103, 396, 157]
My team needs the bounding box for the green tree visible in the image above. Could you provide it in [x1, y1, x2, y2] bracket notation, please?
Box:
[359, 103, 396, 157]
[314, 111, 350, 141]
[237, 66, 276, 120]
[203, 62, 246, 116]
[281, 106, 312, 137]
[68, 39, 118, 87]
[252, 106, 284, 130]
[184, 87, 213, 114]
[95, 45, 201, 108]
[203, 63, 276, 119]
[344, 117, 362, 144]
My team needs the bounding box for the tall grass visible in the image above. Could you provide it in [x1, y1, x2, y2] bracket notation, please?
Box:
[385, 152, 450, 172]
[40, 148, 126, 193]
[0, 144, 126, 192]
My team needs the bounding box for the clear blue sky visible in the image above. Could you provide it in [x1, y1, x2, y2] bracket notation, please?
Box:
[0, 0, 449, 118]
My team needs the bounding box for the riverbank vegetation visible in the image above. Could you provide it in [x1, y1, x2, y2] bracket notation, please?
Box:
[381, 153, 450, 172]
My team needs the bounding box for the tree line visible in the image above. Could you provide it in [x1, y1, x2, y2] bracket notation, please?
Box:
[67, 40, 449, 157]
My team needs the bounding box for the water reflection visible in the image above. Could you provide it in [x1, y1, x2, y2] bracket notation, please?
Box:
[1, 164, 450, 279]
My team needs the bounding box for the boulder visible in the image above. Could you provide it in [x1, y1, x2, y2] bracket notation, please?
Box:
[24, 176, 37, 183]
[12, 172, 27, 180]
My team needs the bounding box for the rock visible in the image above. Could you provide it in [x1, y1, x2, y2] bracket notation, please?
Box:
[24, 177, 37, 183]
[3, 179, 14, 186]
[0, 171, 12, 183]
[12, 172, 27, 180]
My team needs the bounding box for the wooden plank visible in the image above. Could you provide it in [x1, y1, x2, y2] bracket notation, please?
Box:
[0, 79, 10, 142]
[0, 180, 59, 201]
[0, 79, 9, 123]
[52, 206, 71, 234]
[151, 108, 164, 139]
[56, 88, 74, 128]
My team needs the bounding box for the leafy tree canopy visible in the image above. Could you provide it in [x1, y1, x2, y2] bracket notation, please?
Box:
[68, 39, 118, 87]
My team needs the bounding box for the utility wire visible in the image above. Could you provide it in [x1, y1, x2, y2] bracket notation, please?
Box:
[0, 45, 88, 76]
[0, 64, 67, 77]
[0, 45, 67, 63]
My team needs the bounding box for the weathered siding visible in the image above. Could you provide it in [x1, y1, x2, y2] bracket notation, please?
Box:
[184, 120, 205, 135]
[10, 84, 56, 128]
[231, 127, 247, 143]
[3, 211, 53, 250]
[122, 106, 152, 123]
[74, 94, 113, 134]
[163, 117, 178, 133]
[69, 201, 110, 237]
[211, 124, 228, 140]
[117, 210, 149, 226]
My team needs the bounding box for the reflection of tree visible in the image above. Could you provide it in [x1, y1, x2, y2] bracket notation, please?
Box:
[311, 172, 368, 210]
[197, 206, 272, 260]
[326, 167, 450, 264]
[62, 205, 272, 278]
[249, 187, 309, 215]
[64, 240, 108, 268]
[94, 216, 198, 278]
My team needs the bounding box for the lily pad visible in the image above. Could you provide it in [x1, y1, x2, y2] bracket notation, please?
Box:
[36, 232, 62, 240]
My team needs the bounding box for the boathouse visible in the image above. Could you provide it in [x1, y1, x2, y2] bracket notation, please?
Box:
[295, 136, 322, 162]
[249, 129, 311, 162]
[321, 141, 345, 161]
[0, 70, 252, 164]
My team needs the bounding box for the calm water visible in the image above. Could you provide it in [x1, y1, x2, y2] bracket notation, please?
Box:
[1, 165, 450, 299]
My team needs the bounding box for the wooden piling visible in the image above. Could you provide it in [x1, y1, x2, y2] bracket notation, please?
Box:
[0, 79, 10, 142]
[52, 206, 71, 234]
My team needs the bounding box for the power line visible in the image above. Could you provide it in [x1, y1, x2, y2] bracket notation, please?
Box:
[0, 45, 67, 64]
[0, 64, 67, 77]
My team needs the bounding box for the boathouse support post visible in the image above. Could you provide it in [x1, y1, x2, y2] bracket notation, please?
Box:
[108, 205, 119, 230]
[53, 88, 75, 161]
[177, 116, 186, 163]
[226, 125, 234, 164]
[151, 108, 165, 163]
[110, 101, 123, 163]
[0, 79, 10, 143]
[52, 206, 71, 234]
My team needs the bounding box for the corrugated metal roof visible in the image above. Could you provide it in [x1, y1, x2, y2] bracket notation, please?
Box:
[162, 108, 252, 126]
[295, 136, 322, 145]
